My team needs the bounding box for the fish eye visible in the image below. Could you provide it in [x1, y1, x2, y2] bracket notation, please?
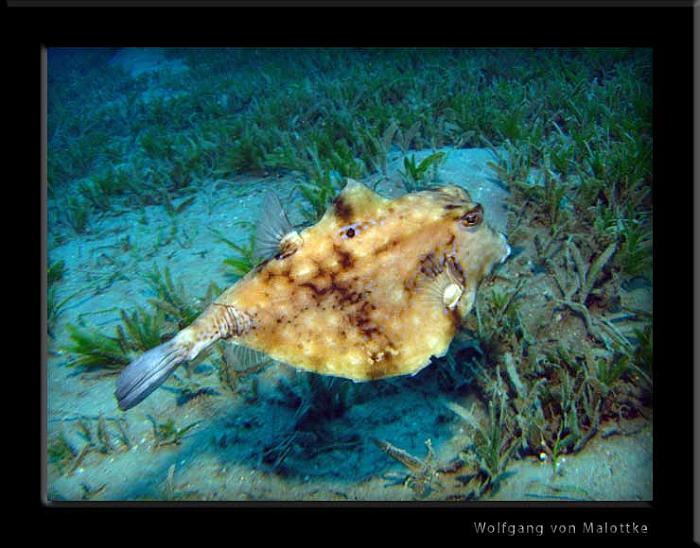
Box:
[461, 205, 483, 227]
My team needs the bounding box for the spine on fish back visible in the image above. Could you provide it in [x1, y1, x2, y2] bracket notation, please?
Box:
[115, 303, 251, 410]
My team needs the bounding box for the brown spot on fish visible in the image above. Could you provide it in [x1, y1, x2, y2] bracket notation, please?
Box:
[300, 281, 329, 298]
[333, 195, 353, 222]
[448, 307, 462, 330]
[334, 245, 355, 270]
[367, 349, 398, 380]
[374, 238, 402, 256]
[419, 252, 442, 277]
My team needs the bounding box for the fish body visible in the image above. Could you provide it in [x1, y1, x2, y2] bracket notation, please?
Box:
[116, 180, 510, 410]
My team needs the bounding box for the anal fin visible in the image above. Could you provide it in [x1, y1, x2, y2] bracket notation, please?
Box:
[222, 341, 273, 373]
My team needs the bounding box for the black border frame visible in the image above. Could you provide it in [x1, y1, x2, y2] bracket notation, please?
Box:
[13, 3, 693, 545]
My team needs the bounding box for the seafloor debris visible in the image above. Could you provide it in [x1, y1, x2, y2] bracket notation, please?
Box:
[373, 437, 443, 497]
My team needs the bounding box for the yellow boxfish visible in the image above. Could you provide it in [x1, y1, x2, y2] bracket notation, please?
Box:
[115, 179, 510, 410]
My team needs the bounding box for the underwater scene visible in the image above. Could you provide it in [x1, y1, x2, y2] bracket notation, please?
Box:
[45, 48, 653, 502]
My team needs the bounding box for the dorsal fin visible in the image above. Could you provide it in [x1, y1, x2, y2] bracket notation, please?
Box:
[254, 190, 295, 260]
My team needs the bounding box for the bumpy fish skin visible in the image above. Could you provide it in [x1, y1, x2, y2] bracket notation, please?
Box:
[115, 180, 510, 410]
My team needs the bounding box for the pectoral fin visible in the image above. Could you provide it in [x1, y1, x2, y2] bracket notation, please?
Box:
[417, 262, 465, 312]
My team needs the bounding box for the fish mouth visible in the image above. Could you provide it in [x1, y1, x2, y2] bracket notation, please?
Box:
[499, 232, 511, 264]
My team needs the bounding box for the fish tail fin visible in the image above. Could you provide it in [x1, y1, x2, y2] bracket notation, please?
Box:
[115, 303, 252, 410]
[115, 337, 189, 411]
